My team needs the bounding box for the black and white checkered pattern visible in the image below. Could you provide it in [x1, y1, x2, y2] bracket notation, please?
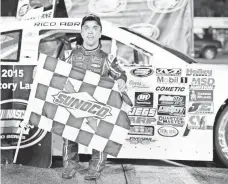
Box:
[24, 54, 130, 157]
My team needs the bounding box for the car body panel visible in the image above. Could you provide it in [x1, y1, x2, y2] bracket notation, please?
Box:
[1, 19, 228, 161]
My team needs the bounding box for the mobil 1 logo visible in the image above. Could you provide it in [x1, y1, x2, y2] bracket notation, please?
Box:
[157, 76, 188, 84]
[135, 92, 153, 107]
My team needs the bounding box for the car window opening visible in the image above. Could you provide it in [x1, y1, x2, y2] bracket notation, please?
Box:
[120, 27, 198, 64]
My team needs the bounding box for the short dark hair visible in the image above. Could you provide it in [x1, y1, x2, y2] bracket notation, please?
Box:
[81, 14, 102, 30]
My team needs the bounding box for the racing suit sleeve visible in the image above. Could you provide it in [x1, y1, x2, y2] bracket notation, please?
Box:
[106, 54, 127, 82]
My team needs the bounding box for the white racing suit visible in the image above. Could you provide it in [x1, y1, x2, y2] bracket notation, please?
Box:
[62, 45, 127, 179]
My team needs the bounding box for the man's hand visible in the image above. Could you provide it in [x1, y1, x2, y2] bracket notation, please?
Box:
[117, 79, 126, 92]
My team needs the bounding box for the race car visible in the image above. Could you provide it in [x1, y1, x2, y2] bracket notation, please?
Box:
[1, 18, 228, 167]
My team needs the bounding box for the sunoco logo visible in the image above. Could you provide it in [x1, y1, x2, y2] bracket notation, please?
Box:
[130, 68, 153, 77]
[0, 99, 46, 149]
[137, 93, 150, 101]
[147, 0, 187, 13]
[53, 92, 112, 119]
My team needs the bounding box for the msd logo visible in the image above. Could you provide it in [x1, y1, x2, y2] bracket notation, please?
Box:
[135, 92, 153, 107]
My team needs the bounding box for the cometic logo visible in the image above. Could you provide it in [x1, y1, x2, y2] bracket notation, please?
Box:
[156, 86, 185, 92]
[130, 68, 153, 77]
[147, 0, 187, 13]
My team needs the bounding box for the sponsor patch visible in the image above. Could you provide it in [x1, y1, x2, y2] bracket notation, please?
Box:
[0, 109, 25, 120]
[158, 94, 186, 106]
[188, 115, 207, 129]
[130, 68, 154, 77]
[135, 92, 153, 107]
[128, 107, 156, 117]
[188, 102, 213, 114]
[156, 86, 185, 92]
[129, 116, 156, 125]
[157, 116, 185, 127]
[189, 90, 213, 101]
[186, 69, 212, 76]
[157, 76, 187, 84]
[0, 100, 45, 149]
[189, 85, 214, 90]
[129, 80, 150, 88]
[129, 125, 154, 136]
[127, 137, 153, 144]
[158, 126, 179, 137]
[191, 78, 215, 86]
[156, 68, 181, 76]
[157, 105, 185, 116]
[53, 92, 112, 119]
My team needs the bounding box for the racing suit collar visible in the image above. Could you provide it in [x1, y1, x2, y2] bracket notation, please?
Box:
[81, 45, 101, 56]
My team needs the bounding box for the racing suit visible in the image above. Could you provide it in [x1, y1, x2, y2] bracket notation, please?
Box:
[62, 45, 127, 179]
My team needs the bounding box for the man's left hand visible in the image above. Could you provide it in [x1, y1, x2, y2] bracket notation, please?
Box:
[117, 79, 126, 92]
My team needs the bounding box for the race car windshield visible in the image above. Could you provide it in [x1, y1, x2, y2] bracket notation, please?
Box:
[120, 27, 197, 64]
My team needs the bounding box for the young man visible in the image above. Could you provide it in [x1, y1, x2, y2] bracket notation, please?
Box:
[62, 14, 127, 180]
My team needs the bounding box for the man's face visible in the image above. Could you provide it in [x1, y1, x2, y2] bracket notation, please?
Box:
[81, 20, 102, 47]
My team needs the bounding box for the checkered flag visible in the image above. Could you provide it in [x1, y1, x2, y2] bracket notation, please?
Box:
[23, 54, 131, 157]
